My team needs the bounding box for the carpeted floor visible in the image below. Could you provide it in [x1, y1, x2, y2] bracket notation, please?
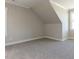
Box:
[5, 38, 74, 59]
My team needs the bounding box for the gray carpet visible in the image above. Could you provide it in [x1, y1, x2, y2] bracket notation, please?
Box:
[5, 38, 74, 59]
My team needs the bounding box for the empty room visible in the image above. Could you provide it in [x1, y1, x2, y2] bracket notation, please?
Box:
[5, 0, 74, 59]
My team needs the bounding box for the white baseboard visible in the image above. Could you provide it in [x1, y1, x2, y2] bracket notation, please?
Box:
[5, 36, 44, 46]
[5, 36, 65, 46]
[44, 36, 64, 41]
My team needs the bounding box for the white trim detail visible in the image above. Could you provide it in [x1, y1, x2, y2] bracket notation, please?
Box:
[5, 36, 44, 46]
[5, 36, 65, 46]
[44, 36, 64, 41]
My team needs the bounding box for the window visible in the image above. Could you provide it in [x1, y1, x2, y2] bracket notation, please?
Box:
[70, 10, 74, 30]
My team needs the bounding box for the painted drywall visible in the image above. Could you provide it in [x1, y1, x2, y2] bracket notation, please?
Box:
[5, 3, 44, 44]
[31, 0, 63, 40]
[50, 0, 74, 9]
[50, 2, 68, 40]
[32, 0, 61, 24]
[45, 24, 62, 39]
[32, 0, 69, 40]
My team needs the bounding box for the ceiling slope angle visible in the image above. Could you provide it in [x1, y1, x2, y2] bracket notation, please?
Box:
[31, 0, 61, 24]
[5, 0, 74, 24]
[49, 0, 69, 40]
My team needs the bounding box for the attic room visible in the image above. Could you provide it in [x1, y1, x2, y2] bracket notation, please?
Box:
[5, 0, 74, 59]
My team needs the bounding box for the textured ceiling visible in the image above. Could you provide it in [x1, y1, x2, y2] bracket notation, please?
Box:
[5, 0, 74, 9]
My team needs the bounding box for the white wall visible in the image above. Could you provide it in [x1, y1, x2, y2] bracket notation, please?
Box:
[45, 24, 62, 40]
[5, 1, 69, 44]
[50, 2, 68, 40]
[5, 3, 44, 44]
[31, 0, 63, 41]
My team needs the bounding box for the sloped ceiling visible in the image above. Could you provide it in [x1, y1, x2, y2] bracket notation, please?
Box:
[31, 0, 61, 24]
[5, 0, 74, 24]
[51, 0, 74, 9]
[5, 0, 43, 8]
[5, 0, 74, 9]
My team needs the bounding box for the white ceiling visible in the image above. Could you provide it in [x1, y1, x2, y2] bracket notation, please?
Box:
[5, 0, 74, 9]
[5, 0, 42, 8]
[32, 1, 61, 24]
[51, 0, 74, 9]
